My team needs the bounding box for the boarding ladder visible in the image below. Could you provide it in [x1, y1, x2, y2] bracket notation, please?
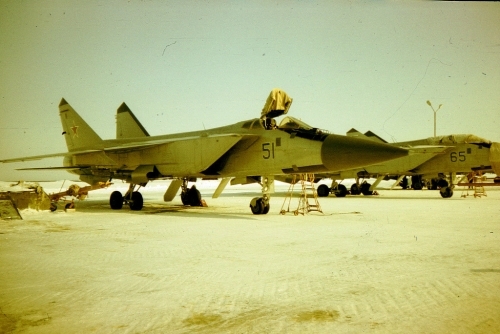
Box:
[280, 173, 323, 215]
[473, 172, 487, 197]
[461, 172, 487, 198]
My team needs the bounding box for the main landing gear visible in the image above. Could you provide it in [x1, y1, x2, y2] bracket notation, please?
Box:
[110, 183, 144, 211]
[317, 183, 349, 197]
[180, 178, 203, 207]
[249, 176, 272, 214]
[317, 179, 374, 197]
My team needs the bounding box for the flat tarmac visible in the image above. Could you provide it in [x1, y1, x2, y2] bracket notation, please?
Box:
[1, 181, 499, 333]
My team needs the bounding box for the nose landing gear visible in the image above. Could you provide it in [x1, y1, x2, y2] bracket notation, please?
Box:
[250, 176, 273, 215]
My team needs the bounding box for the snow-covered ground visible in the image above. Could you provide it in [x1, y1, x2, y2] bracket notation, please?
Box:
[1, 180, 499, 333]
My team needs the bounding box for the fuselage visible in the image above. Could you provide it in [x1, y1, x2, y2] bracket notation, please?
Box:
[64, 117, 408, 184]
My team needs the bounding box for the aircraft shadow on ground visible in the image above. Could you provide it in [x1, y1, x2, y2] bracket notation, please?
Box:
[215, 190, 451, 201]
[67, 198, 258, 220]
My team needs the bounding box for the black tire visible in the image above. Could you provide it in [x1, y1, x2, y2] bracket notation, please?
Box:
[440, 187, 453, 198]
[65, 202, 75, 211]
[187, 187, 202, 206]
[428, 178, 438, 190]
[50, 203, 57, 212]
[180, 192, 189, 205]
[350, 184, 361, 195]
[360, 183, 373, 196]
[129, 191, 143, 211]
[437, 179, 449, 188]
[411, 175, 423, 190]
[110, 191, 124, 210]
[334, 184, 348, 197]
[317, 184, 330, 197]
[250, 197, 263, 215]
[400, 176, 408, 189]
[262, 202, 270, 214]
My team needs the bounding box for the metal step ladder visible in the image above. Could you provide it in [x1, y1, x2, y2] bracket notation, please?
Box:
[461, 172, 487, 198]
[280, 173, 323, 215]
[472, 172, 487, 198]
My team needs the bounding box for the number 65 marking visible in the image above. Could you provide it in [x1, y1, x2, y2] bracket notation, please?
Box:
[450, 151, 466, 162]
[262, 142, 275, 159]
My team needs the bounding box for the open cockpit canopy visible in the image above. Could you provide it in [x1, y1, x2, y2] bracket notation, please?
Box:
[261, 88, 293, 119]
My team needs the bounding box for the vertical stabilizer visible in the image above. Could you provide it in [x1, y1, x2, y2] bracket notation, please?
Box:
[116, 102, 150, 139]
[59, 98, 104, 151]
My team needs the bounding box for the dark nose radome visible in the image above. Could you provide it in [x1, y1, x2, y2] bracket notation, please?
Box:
[321, 134, 408, 172]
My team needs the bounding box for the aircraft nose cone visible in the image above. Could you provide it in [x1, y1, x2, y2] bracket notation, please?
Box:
[321, 134, 408, 172]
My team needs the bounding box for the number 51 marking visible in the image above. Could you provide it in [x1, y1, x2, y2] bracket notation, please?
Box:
[262, 142, 275, 159]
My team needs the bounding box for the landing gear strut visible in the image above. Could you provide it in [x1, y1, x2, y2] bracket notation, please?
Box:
[250, 176, 273, 214]
[439, 172, 456, 198]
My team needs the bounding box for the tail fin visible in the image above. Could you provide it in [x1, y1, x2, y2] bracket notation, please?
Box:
[363, 131, 387, 143]
[116, 102, 150, 139]
[59, 98, 104, 151]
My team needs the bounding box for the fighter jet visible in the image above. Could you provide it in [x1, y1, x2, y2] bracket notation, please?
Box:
[313, 129, 500, 198]
[0, 89, 408, 214]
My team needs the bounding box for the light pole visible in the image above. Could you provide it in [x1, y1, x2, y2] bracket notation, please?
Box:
[426, 100, 443, 137]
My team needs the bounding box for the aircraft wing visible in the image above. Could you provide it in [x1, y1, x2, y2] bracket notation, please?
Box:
[1, 133, 258, 178]
[102, 133, 248, 153]
[0, 150, 100, 163]
[0, 133, 252, 163]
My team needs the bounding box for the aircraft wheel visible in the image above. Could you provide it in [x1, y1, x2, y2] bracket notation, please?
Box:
[50, 203, 57, 212]
[427, 178, 438, 190]
[334, 184, 348, 197]
[317, 184, 330, 197]
[350, 184, 361, 195]
[262, 202, 270, 214]
[360, 183, 373, 196]
[400, 176, 408, 189]
[440, 187, 453, 198]
[412, 176, 423, 190]
[437, 179, 449, 188]
[187, 186, 202, 206]
[65, 202, 75, 211]
[129, 191, 143, 211]
[250, 197, 263, 215]
[180, 192, 189, 205]
[110, 191, 124, 210]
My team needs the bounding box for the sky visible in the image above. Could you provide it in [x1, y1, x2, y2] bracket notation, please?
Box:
[1, 0, 499, 181]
